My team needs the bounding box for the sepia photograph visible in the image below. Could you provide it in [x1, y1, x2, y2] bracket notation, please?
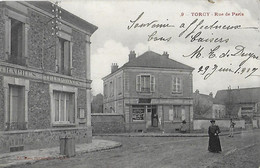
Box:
[0, 0, 259, 167]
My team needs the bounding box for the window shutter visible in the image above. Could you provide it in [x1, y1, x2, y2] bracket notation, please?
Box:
[64, 41, 70, 75]
[136, 75, 141, 92]
[55, 38, 60, 73]
[5, 18, 11, 60]
[150, 75, 155, 92]
[172, 77, 176, 92]
[69, 42, 73, 75]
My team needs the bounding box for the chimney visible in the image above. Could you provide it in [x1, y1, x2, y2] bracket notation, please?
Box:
[162, 51, 169, 58]
[111, 63, 118, 73]
[129, 50, 136, 61]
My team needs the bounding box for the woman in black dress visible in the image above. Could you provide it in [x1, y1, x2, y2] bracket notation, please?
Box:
[208, 120, 222, 153]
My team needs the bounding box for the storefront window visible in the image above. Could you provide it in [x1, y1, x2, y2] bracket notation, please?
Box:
[132, 106, 145, 121]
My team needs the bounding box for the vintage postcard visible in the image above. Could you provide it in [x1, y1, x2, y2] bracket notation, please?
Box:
[0, 0, 259, 167]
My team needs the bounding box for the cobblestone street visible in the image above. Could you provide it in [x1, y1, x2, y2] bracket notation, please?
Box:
[15, 130, 260, 168]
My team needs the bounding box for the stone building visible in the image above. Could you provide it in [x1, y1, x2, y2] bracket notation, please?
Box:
[0, 1, 97, 153]
[102, 50, 194, 132]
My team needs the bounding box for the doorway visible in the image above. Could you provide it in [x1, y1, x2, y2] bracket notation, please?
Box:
[151, 106, 158, 127]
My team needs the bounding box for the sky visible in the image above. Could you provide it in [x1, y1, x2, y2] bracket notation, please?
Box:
[60, 0, 260, 96]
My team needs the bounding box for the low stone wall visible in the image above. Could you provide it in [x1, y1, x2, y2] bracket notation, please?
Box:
[164, 121, 193, 133]
[91, 113, 125, 134]
[0, 127, 91, 154]
[193, 119, 245, 131]
[127, 122, 146, 132]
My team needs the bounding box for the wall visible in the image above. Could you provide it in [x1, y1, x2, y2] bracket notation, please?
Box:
[193, 119, 245, 131]
[28, 81, 50, 129]
[91, 113, 125, 134]
[0, 2, 94, 153]
[125, 69, 192, 99]
[0, 127, 91, 153]
[0, 6, 5, 60]
[103, 70, 123, 113]
[0, 77, 4, 131]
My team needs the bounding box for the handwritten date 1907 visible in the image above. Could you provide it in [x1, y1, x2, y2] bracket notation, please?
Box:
[198, 64, 258, 79]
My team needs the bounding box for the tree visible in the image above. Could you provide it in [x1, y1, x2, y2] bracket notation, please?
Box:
[91, 93, 103, 113]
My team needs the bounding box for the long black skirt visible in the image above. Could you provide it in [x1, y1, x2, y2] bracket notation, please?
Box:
[208, 136, 222, 153]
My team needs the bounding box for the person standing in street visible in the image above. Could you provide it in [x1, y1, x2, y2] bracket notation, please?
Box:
[208, 120, 222, 153]
[229, 119, 236, 137]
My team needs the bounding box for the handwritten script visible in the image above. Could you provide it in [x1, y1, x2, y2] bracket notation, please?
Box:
[127, 12, 259, 79]
[180, 18, 259, 79]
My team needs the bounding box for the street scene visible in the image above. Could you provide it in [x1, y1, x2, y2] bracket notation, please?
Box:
[12, 130, 260, 168]
[0, 0, 260, 168]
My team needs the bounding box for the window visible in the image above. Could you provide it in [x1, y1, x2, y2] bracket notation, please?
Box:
[172, 77, 182, 94]
[104, 84, 108, 98]
[53, 91, 75, 124]
[132, 106, 145, 121]
[136, 74, 155, 93]
[109, 81, 114, 97]
[3, 77, 29, 131]
[117, 77, 122, 95]
[7, 85, 26, 130]
[56, 38, 72, 75]
[173, 106, 182, 120]
[7, 18, 27, 65]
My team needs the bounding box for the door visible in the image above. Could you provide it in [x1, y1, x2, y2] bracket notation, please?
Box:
[151, 106, 158, 127]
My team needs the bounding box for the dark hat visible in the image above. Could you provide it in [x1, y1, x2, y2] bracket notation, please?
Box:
[210, 119, 215, 123]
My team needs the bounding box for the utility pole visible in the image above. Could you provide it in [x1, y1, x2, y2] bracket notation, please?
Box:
[41, 1, 62, 71]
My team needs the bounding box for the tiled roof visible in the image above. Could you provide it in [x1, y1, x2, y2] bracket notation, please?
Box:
[123, 51, 194, 70]
[214, 87, 260, 104]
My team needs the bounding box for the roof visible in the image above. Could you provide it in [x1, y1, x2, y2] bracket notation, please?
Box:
[123, 51, 194, 70]
[103, 50, 194, 80]
[214, 87, 260, 104]
[26, 1, 98, 35]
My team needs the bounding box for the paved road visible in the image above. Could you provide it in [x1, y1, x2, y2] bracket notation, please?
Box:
[16, 130, 260, 168]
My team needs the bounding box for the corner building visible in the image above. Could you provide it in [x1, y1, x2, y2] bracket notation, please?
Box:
[0, 1, 97, 153]
[103, 51, 194, 132]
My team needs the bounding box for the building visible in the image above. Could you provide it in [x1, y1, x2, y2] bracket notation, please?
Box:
[214, 87, 260, 128]
[193, 90, 214, 119]
[0, 1, 97, 153]
[102, 50, 194, 132]
[193, 90, 225, 119]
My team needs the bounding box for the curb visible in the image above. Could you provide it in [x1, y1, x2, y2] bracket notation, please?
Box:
[94, 131, 242, 137]
[78, 142, 122, 155]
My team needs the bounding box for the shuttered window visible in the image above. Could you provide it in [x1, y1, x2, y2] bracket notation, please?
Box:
[57, 38, 72, 75]
[8, 85, 26, 130]
[136, 74, 155, 93]
[172, 77, 182, 94]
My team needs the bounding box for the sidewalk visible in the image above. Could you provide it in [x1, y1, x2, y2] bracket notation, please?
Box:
[0, 139, 122, 168]
[94, 130, 243, 137]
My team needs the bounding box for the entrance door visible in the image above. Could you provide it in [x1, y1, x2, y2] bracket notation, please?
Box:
[151, 106, 158, 127]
